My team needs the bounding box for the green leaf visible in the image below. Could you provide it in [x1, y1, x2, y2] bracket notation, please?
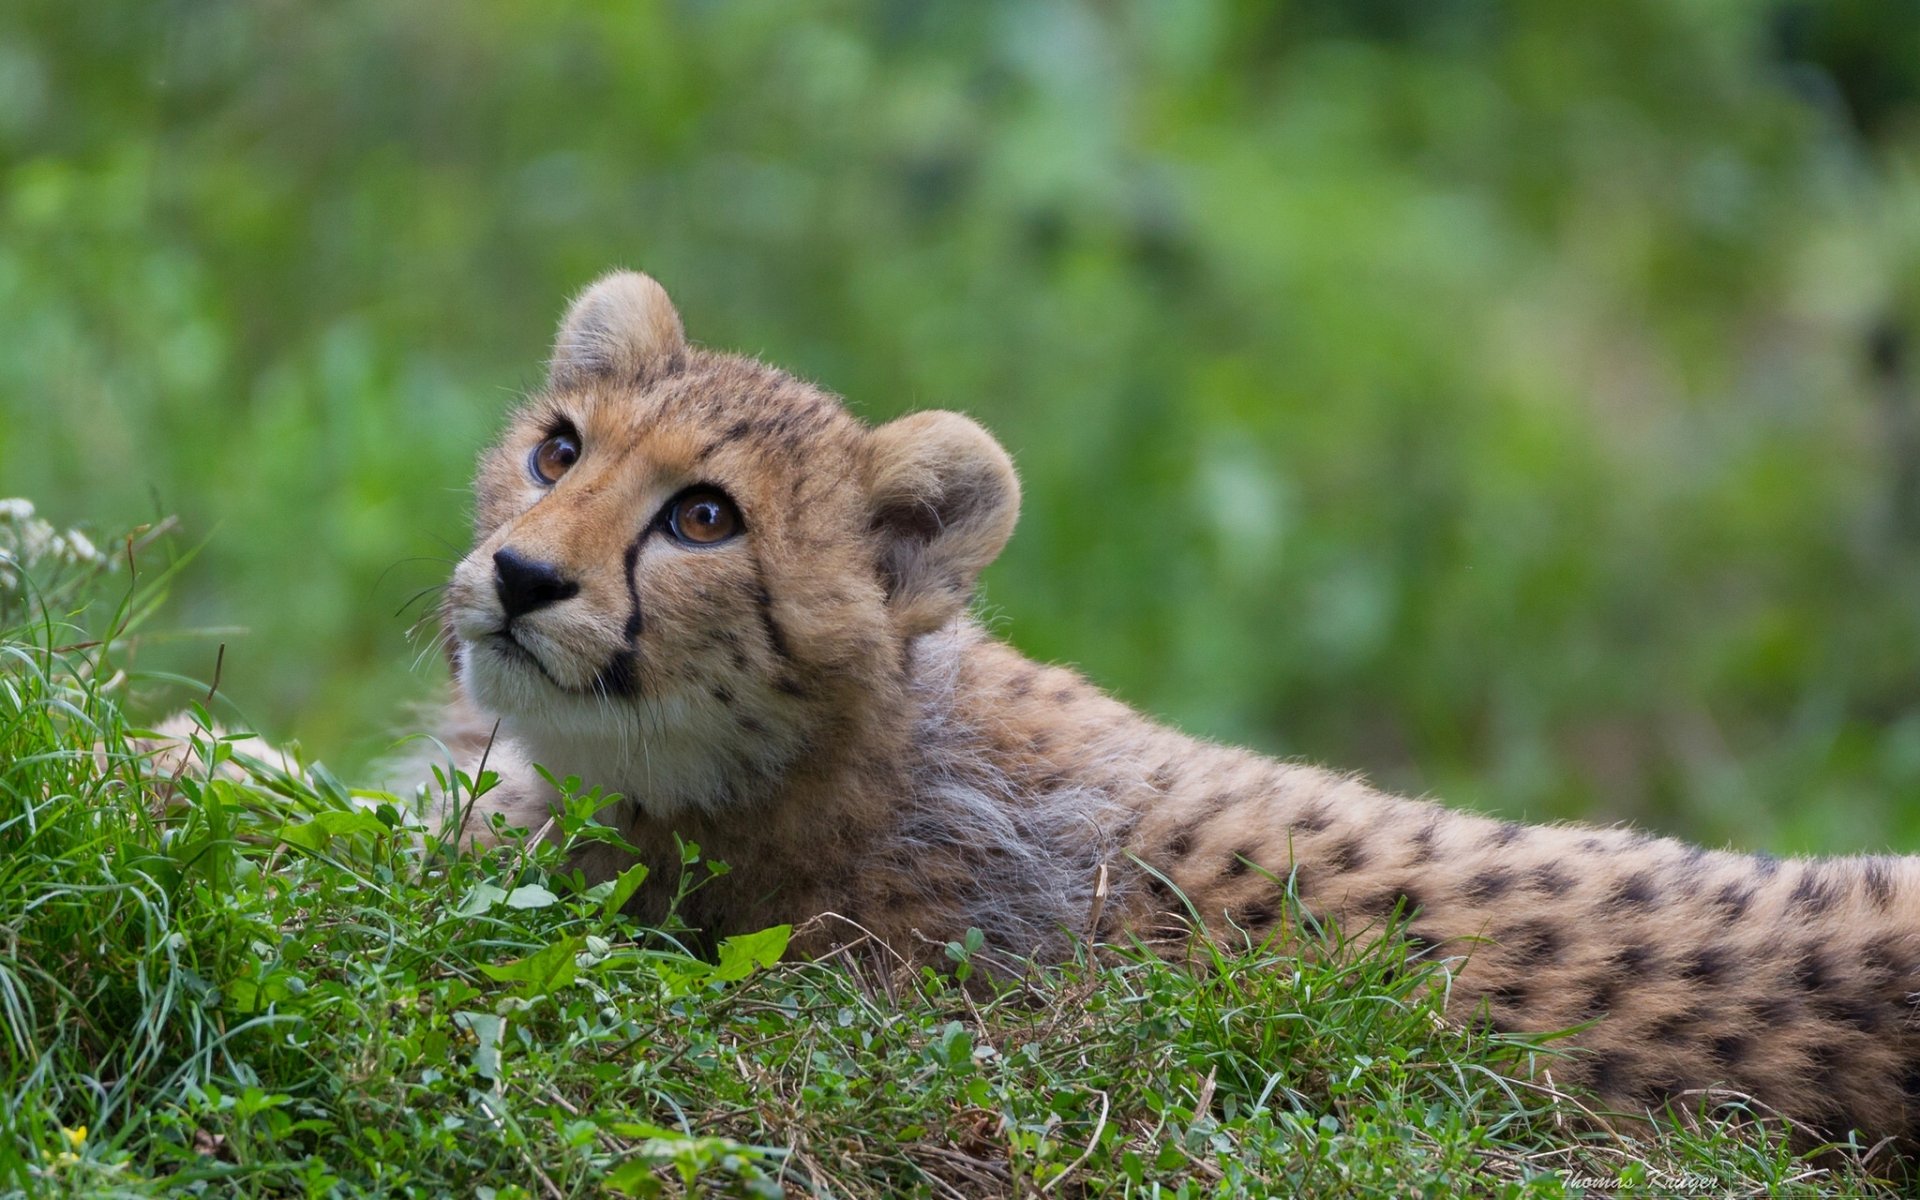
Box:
[600, 862, 649, 920]
[478, 935, 584, 997]
[603, 1160, 665, 1197]
[225, 971, 289, 1014]
[503, 884, 559, 910]
[453, 1010, 505, 1082]
[454, 883, 507, 916]
[277, 809, 388, 851]
[714, 924, 790, 981]
[308, 760, 351, 807]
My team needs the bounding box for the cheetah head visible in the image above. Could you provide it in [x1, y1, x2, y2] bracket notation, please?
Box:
[443, 271, 1019, 815]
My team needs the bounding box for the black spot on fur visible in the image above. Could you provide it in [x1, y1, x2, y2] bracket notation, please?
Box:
[1638, 1078, 1686, 1112]
[1402, 928, 1440, 957]
[1711, 881, 1752, 923]
[1462, 869, 1514, 902]
[1580, 979, 1618, 1019]
[1238, 901, 1277, 928]
[773, 674, 809, 698]
[1809, 1043, 1847, 1094]
[1789, 866, 1838, 914]
[1680, 947, 1727, 984]
[1861, 935, 1913, 986]
[1483, 822, 1525, 849]
[1528, 862, 1572, 895]
[1166, 828, 1195, 859]
[1502, 920, 1562, 966]
[1355, 885, 1420, 921]
[709, 686, 734, 706]
[1408, 820, 1441, 865]
[1323, 835, 1368, 874]
[1292, 805, 1332, 834]
[1813, 995, 1883, 1034]
[1589, 1051, 1632, 1097]
[1611, 944, 1656, 975]
[1607, 872, 1660, 910]
[1225, 846, 1259, 877]
[1748, 996, 1794, 1026]
[1793, 948, 1833, 994]
[1864, 856, 1896, 909]
[1711, 1035, 1747, 1068]
[1491, 982, 1528, 1010]
[1751, 851, 1781, 878]
[1467, 1010, 1513, 1036]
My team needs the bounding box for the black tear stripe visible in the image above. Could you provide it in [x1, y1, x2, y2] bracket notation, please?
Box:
[749, 555, 796, 664]
[589, 531, 648, 698]
[595, 651, 640, 698]
[621, 534, 646, 641]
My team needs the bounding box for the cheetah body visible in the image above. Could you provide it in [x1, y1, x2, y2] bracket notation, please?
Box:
[436, 271, 1920, 1149]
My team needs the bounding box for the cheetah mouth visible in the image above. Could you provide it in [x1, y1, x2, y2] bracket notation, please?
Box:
[484, 628, 567, 689]
[481, 628, 639, 700]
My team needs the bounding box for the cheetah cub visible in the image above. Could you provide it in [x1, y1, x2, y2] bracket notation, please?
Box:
[436, 270, 1920, 1151]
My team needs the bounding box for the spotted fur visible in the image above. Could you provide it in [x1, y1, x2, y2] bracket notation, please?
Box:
[433, 271, 1920, 1152]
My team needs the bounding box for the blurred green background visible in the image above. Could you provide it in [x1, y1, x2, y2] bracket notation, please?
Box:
[6, 1, 1920, 853]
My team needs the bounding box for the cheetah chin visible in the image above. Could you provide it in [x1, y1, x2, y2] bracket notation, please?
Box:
[428, 268, 1920, 1155]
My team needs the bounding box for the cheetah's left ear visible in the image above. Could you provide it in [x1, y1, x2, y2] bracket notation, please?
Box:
[865, 411, 1020, 636]
[548, 270, 688, 390]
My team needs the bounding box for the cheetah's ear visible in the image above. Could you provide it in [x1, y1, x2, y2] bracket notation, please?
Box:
[548, 270, 688, 390]
[865, 411, 1020, 635]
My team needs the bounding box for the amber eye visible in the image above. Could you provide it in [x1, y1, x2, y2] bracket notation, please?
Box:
[667, 488, 742, 546]
[530, 433, 580, 484]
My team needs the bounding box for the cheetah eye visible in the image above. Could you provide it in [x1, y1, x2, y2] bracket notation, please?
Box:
[666, 488, 742, 546]
[530, 432, 580, 485]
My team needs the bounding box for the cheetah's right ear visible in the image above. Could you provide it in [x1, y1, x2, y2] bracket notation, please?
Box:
[548, 270, 688, 390]
[865, 411, 1020, 636]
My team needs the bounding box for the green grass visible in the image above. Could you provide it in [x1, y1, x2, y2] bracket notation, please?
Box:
[2, 530, 1908, 1197]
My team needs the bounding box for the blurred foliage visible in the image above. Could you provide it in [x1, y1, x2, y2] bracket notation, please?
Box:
[5, 0, 1920, 853]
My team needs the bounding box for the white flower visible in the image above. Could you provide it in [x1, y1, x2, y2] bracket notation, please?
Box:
[0, 499, 114, 592]
[59, 529, 102, 565]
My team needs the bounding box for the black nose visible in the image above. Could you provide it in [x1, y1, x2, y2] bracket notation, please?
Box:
[493, 547, 578, 621]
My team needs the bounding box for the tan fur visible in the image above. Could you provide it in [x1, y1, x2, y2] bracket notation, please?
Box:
[547, 271, 687, 392]
[432, 270, 1920, 1152]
